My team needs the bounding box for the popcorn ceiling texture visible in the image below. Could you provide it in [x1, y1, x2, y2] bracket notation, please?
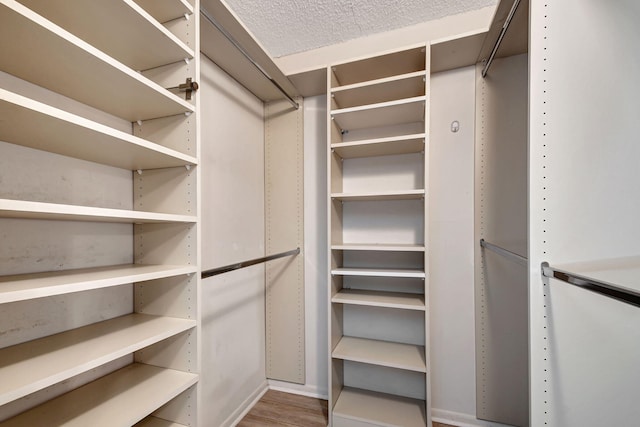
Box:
[223, 0, 498, 57]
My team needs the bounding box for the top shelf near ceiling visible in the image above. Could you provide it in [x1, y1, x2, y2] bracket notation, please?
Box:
[0, 1, 193, 122]
[133, 0, 193, 23]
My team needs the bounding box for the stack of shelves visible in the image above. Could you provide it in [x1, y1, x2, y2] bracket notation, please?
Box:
[327, 45, 430, 426]
[0, 0, 199, 425]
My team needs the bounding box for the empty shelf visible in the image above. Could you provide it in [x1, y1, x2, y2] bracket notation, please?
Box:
[0, 264, 197, 304]
[333, 336, 426, 372]
[332, 268, 425, 278]
[332, 71, 426, 109]
[133, 0, 193, 23]
[1, 363, 198, 427]
[19, 0, 194, 71]
[0, 314, 196, 405]
[332, 243, 425, 252]
[135, 417, 188, 427]
[331, 96, 426, 132]
[333, 387, 426, 427]
[332, 134, 425, 159]
[0, 1, 194, 121]
[0, 199, 197, 223]
[333, 289, 425, 311]
[331, 189, 425, 202]
[0, 88, 197, 170]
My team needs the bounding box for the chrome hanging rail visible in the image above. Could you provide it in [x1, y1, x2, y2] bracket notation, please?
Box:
[541, 262, 640, 308]
[199, 8, 300, 110]
[201, 247, 300, 279]
[480, 239, 528, 266]
[482, 0, 522, 78]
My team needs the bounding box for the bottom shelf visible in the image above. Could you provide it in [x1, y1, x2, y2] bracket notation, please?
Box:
[3, 363, 198, 427]
[333, 387, 426, 427]
[135, 416, 188, 427]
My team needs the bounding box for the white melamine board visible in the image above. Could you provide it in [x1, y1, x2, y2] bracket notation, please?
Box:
[134, 167, 197, 216]
[0, 1, 194, 121]
[0, 313, 195, 405]
[135, 417, 187, 427]
[332, 268, 425, 278]
[549, 256, 640, 295]
[529, 1, 640, 425]
[333, 289, 425, 311]
[430, 31, 486, 73]
[19, 0, 194, 71]
[332, 134, 425, 159]
[342, 200, 424, 246]
[1, 363, 198, 427]
[331, 189, 425, 202]
[332, 71, 426, 109]
[343, 305, 425, 346]
[332, 243, 425, 252]
[331, 96, 426, 132]
[0, 89, 197, 170]
[343, 277, 425, 296]
[0, 264, 197, 304]
[341, 153, 424, 194]
[333, 387, 426, 427]
[343, 361, 425, 402]
[331, 46, 426, 87]
[0, 199, 196, 223]
[134, 0, 193, 23]
[333, 336, 426, 372]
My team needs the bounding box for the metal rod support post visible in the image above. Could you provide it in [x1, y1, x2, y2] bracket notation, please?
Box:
[201, 247, 300, 279]
[480, 239, 528, 266]
[200, 8, 299, 110]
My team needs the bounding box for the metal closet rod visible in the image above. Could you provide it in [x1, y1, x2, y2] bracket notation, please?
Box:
[199, 8, 300, 110]
[201, 247, 300, 279]
[480, 239, 528, 266]
[541, 262, 640, 308]
[481, 0, 522, 78]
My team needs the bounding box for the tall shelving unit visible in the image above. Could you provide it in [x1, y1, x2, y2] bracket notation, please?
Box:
[0, 0, 200, 425]
[327, 45, 430, 427]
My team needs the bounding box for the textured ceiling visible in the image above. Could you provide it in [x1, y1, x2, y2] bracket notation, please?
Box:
[223, 0, 497, 57]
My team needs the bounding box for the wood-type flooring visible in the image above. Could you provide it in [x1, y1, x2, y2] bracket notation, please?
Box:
[237, 389, 455, 426]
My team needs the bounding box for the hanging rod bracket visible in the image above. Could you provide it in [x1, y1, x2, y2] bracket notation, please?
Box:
[166, 78, 199, 100]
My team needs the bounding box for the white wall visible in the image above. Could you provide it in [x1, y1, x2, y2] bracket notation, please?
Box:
[199, 54, 267, 426]
[268, 94, 329, 398]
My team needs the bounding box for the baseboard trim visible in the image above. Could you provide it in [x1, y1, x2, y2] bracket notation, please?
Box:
[267, 379, 329, 400]
[432, 408, 515, 427]
[225, 380, 269, 427]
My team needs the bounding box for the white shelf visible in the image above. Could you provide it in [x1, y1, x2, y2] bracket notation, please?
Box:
[332, 268, 425, 279]
[331, 96, 426, 132]
[135, 416, 188, 427]
[133, 0, 193, 23]
[550, 255, 640, 295]
[332, 71, 426, 109]
[333, 289, 425, 311]
[19, 0, 194, 71]
[0, 199, 197, 223]
[331, 189, 425, 202]
[332, 243, 425, 252]
[332, 134, 425, 159]
[333, 387, 426, 427]
[1, 363, 198, 427]
[0, 314, 196, 406]
[0, 264, 197, 304]
[0, 88, 197, 170]
[0, 1, 194, 121]
[332, 46, 426, 86]
[333, 336, 426, 372]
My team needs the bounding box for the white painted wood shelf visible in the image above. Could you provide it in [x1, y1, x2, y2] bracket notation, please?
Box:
[332, 243, 425, 252]
[333, 387, 426, 427]
[0, 88, 197, 170]
[133, 0, 193, 23]
[0, 0, 194, 121]
[19, 0, 194, 71]
[333, 289, 426, 311]
[333, 336, 426, 372]
[332, 71, 427, 109]
[331, 189, 425, 202]
[331, 96, 426, 132]
[332, 134, 425, 159]
[135, 417, 188, 427]
[0, 264, 197, 304]
[549, 255, 640, 295]
[1, 363, 198, 427]
[332, 268, 426, 279]
[0, 199, 197, 223]
[0, 313, 196, 406]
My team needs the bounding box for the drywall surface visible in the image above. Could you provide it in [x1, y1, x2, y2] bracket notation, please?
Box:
[199, 54, 267, 426]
